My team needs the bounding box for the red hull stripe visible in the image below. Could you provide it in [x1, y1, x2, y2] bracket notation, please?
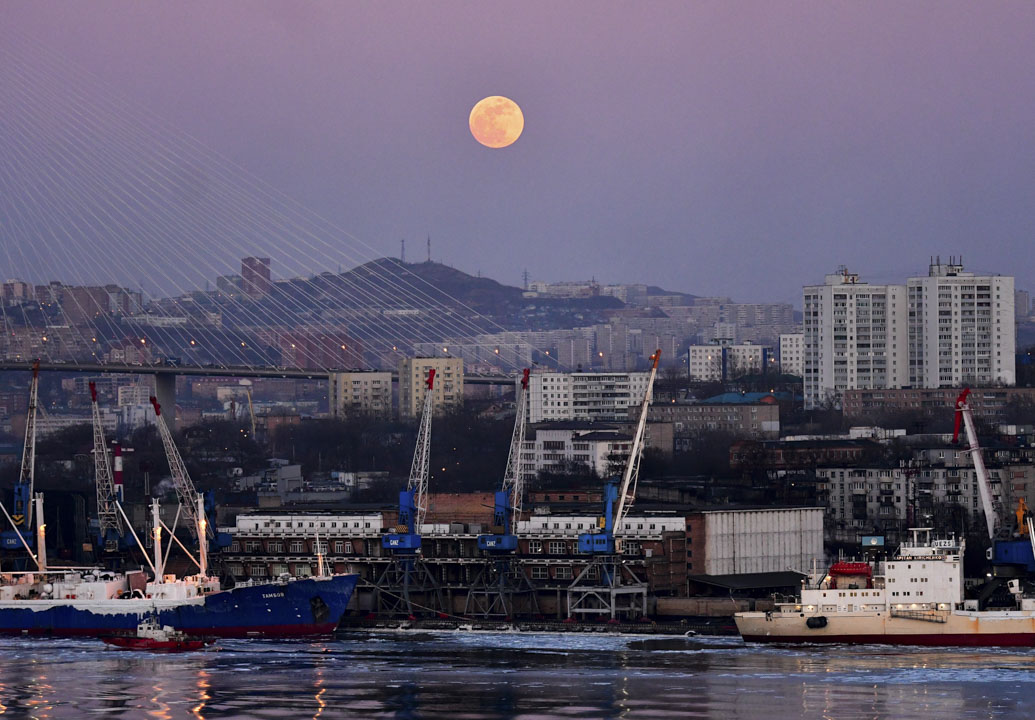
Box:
[0, 622, 338, 639]
[742, 633, 1035, 647]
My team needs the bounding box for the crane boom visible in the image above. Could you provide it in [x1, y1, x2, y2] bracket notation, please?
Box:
[14, 360, 40, 531]
[577, 350, 661, 555]
[478, 369, 530, 552]
[501, 368, 530, 536]
[613, 350, 661, 537]
[90, 382, 124, 541]
[150, 396, 205, 542]
[953, 388, 999, 540]
[407, 369, 436, 531]
[383, 369, 436, 553]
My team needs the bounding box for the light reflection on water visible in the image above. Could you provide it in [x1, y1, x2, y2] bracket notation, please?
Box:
[0, 633, 1033, 718]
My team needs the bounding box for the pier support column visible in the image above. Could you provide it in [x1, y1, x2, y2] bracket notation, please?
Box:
[154, 373, 177, 432]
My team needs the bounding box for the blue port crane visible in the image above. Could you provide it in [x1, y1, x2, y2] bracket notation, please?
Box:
[955, 388, 1035, 581]
[567, 350, 661, 621]
[465, 369, 539, 618]
[478, 368, 530, 553]
[1, 361, 39, 553]
[383, 368, 435, 554]
[577, 350, 660, 556]
[90, 381, 125, 552]
[377, 369, 443, 617]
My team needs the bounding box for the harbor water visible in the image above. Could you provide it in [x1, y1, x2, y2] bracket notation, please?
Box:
[2, 631, 1035, 718]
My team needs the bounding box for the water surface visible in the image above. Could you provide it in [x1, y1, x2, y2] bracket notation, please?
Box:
[1, 631, 1033, 718]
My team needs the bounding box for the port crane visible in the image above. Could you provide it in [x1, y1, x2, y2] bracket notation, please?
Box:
[90, 382, 124, 552]
[1, 361, 39, 552]
[466, 369, 539, 618]
[376, 369, 444, 617]
[954, 388, 1035, 577]
[568, 350, 661, 620]
[150, 396, 230, 578]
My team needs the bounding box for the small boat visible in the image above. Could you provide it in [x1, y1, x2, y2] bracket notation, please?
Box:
[102, 616, 212, 652]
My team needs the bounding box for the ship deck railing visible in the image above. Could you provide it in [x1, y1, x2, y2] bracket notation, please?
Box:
[890, 608, 949, 623]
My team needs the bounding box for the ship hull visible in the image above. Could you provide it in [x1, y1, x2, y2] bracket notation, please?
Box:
[736, 610, 1035, 647]
[0, 574, 358, 638]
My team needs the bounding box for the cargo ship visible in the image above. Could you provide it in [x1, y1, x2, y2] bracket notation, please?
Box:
[0, 569, 358, 637]
[735, 528, 1035, 647]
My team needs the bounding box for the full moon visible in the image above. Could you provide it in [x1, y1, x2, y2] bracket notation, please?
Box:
[469, 96, 524, 148]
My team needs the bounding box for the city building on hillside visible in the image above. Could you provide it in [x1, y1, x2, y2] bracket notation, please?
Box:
[906, 259, 1015, 388]
[527, 371, 652, 423]
[803, 268, 909, 409]
[815, 462, 1035, 535]
[241, 257, 272, 299]
[398, 356, 463, 418]
[842, 386, 1035, 420]
[687, 343, 774, 382]
[803, 261, 1017, 410]
[518, 425, 634, 480]
[778, 333, 804, 376]
[646, 401, 780, 442]
[329, 371, 392, 419]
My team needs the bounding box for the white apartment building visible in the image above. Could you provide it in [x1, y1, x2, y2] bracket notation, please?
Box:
[527, 371, 652, 423]
[814, 462, 1035, 530]
[803, 269, 909, 409]
[778, 333, 804, 377]
[687, 343, 772, 382]
[398, 357, 464, 418]
[906, 260, 1015, 388]
[117, 384, 153, 406]
[329, 371, 392, 418]
[518, 428, 634, 480]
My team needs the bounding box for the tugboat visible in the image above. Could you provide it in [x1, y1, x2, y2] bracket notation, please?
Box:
[103, 616, 212, 652]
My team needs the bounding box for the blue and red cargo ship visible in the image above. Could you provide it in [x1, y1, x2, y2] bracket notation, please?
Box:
[0, 571, 358, 637]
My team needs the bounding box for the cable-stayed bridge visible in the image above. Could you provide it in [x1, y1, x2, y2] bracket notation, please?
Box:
[0, 30, 553, 410]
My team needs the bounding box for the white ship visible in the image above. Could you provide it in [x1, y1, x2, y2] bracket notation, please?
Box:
[736, 528, 1035, 647]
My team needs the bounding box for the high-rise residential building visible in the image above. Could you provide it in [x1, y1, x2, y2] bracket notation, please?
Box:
[527, 371, 652, 423]
[802, 269, 908, 409]
[778, 333, 804, 377]
[906, 260, 1014, 388]
[803, 262, 1017, 409]
[1016, 290, 1031, 319]
[398, 357, 464, 418]
[687, 343, 773, 382]
[329, 372, 392, 418]
[241, 257, 272, 299]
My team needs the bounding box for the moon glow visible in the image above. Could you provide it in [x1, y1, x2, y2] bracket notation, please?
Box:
[469, 96, 524, 148]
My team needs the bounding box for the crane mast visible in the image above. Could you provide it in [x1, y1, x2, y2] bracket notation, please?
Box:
[953, 388, 999, 540]
[578, 350, 661, 554]
[501, 368, 530, 537]
[13, 360, 40, 531]
[90, 382, 124, 544]
[408, 369, 436, 533]
[478, 369, 529, 552]
[149, 396, 205, 543]
[613, 351, 660, 537]
[383, 369, 436, 551]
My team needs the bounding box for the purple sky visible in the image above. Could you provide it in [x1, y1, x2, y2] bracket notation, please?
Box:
[3, 1, 1034, 305]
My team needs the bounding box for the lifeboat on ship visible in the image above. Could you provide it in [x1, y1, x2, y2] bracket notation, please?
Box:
[827, 561, 873, 590]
